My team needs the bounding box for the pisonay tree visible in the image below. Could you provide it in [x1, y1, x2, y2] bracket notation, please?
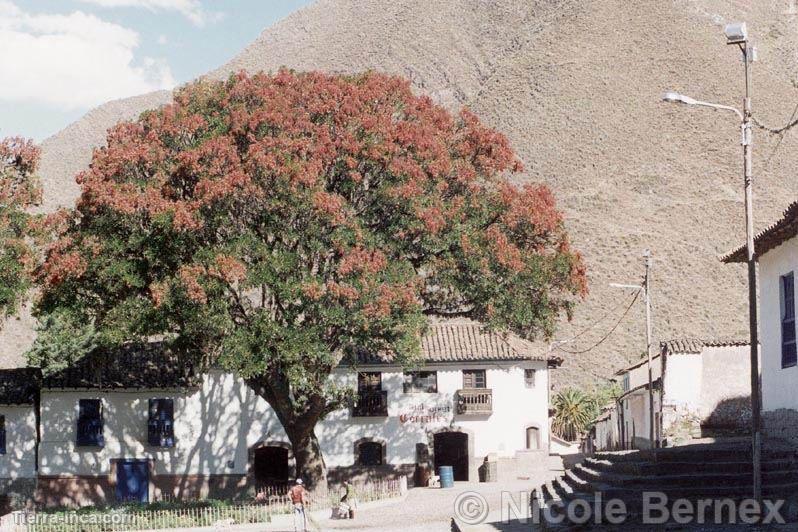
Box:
[0, 137, 41, 325]
[36, 70, 587, 486]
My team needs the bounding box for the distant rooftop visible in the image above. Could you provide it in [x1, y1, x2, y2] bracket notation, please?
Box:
[660, 338, 749, 354]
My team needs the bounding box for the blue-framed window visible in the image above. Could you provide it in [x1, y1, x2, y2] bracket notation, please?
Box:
[148, 399, 175, 447]
[0, 416, 6, 455]
[781, 273, 798, 368]
[77, 399, 104, 447]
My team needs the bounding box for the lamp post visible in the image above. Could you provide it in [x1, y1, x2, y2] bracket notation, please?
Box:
[611, 251, 655, 450]
[662, 21, 761, 502]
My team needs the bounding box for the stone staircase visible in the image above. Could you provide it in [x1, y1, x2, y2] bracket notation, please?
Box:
[533, 440, 798, 529]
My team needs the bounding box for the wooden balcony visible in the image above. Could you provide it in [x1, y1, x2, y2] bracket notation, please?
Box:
[352, 390, 388, 417]
[456, 388, 493, 415]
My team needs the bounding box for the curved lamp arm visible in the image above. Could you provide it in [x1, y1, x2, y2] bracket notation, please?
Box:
[662, 91, 743, 122]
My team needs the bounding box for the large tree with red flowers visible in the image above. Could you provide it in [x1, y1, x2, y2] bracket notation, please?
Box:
[35, 70, 586, 486]
[0, 137, 40, 325]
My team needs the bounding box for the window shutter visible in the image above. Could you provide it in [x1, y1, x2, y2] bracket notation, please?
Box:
[161, 399, 175, 447]
[147, 399, 160, 446]
[463, 369, 486, 389]
[781, 273, 797, 368]
[77, 399, 104, 447]
[0, 416, 6, 455]
[148, 399, 175, 447]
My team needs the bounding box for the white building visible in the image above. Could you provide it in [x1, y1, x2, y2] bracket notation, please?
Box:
[613, 352, 662, 450]
[2, 319, 558, 507]
[0, 369, 39, 512]
[723, 200, 798, 446]
[593, 339, 748, 451]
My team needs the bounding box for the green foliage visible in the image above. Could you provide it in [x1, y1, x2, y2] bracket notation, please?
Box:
[27, 310, 98, 376]
[33, 70, 586, 480]
[0, 137, 41, 324]
[551, 382, 620, 442]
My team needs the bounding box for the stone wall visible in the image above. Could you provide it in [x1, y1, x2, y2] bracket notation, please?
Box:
[763, 408, 798, 446]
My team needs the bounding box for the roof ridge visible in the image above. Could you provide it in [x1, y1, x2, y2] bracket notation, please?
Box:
[722, 199, 798, 263]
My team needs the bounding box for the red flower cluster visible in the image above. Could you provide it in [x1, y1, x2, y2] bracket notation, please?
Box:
[38, 69, 586, 341]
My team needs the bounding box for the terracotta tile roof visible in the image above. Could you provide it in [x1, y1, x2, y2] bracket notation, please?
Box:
[660, 338, 749, 354]
[359, 318, 560, 365]
[722, 200, 798, 263]
[41, 320, 554, 389]
[0, 368, 40, 405]
[614, 354, 661, 375]
[614, 338, 748, 375]
[421, 320, 542, 362]
[42, 343, 199, 390]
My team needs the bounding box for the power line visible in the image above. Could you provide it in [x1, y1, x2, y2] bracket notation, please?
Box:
[751, 111, 798, 134]
[556, 290, 641, 355]
[552, 289, 642, 348]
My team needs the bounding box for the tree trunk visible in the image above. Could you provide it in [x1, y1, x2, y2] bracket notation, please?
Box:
[286, 424, 328, 492]
[245, 376, 330, 492]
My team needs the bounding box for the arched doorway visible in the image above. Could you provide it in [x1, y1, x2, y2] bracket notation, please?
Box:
[526, 426, 540, 450]
[253, 446, 289, 487]
[433, 431, 469, 481]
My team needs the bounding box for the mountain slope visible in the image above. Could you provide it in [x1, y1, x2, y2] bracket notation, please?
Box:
[9, 0, 798, 387]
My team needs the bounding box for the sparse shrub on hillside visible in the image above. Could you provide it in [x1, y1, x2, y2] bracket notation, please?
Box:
[33, 69, 586, 486]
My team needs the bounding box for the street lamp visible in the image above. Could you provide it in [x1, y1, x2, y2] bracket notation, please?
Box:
[662, 21, 762, 502]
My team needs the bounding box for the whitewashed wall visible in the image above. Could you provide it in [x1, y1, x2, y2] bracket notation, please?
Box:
[662, 353, 702, 410]
[759, 238, 798, 413]
[0, 405, 37, 479]
[620, 388, 659, 450]
[624, 356, 662, 392]
[39, 360, 550, 477]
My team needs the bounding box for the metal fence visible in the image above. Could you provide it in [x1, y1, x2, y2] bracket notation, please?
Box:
[11, 478, 405, 531]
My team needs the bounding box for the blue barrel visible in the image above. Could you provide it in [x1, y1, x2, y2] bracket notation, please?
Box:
[439, 466, 454, 488]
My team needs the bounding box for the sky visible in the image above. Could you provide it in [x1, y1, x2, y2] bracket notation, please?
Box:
[0, 0, 315, 141]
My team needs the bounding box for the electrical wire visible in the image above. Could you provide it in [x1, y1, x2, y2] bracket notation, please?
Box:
[752, 112, 798, 135]
[551, 289, 641, 347]
[555, 290, 641, 355]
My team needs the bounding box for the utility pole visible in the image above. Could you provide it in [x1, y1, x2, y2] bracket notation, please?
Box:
[643, 251, 655, 449]
[662, 22, 761, 502]
[741, 32, 763, 505]
[610, 250, 656, 450]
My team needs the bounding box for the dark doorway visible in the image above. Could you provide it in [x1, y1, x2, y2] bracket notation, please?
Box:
[254, 446, 289, 486]
[526, 427, 540, 450]
[433, 431, 469, 481]
[356, 441, 384, 466]
[116, 460, 149, 503]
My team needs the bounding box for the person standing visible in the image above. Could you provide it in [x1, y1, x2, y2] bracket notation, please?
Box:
[340, 480, 353, 519]
[289, 478, 309, 531]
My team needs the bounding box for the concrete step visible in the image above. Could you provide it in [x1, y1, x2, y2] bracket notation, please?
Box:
[535, 441, 798, 529]
[593, 443, 798, 465]
[537, 480, 798, 529]
[584, 457, 796, 476]
[573, 462, 798, 488]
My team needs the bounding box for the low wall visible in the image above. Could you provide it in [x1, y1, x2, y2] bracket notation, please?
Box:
[763, 408, 798, 446]
[327, 464, 415, 486]
[36, 476, 113, 508]
[0, 478, 36, 512]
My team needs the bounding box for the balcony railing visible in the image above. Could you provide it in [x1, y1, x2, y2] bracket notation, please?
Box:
[352, 390, 388, 417]
[456, 389, 493, 415]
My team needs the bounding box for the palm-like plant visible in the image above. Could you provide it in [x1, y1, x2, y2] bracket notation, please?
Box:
[552, 388, 598, 442]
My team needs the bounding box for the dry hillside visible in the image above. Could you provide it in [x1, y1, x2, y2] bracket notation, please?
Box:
[6, 0, 798, 389]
